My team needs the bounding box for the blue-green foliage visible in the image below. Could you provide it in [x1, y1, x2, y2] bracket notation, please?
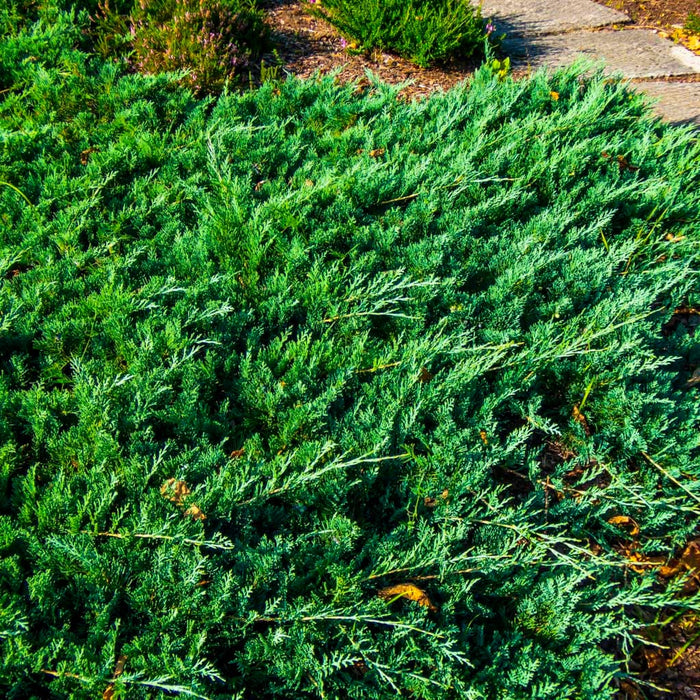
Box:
[1, 8, 700, 699]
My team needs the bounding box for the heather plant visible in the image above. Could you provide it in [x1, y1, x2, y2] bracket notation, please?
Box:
[309, 0, 486, 67]
[130, 0, 268, 94]
[2, 6, 700, 698]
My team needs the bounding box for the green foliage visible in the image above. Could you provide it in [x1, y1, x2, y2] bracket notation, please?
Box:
[2, 7, 700, 698]
[685, 11, 700, 35]
[130, 0, 268, 94]
[309, 0, 486, 67]
[488, 55, 510, 81]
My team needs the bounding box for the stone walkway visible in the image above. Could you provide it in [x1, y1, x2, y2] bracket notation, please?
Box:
[479, 0, 700, 126]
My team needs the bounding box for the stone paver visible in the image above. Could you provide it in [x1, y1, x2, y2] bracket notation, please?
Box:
[478, 0, 630, 37]
[486, 0, 700, 128]
[634, 81, 700, 125]
[505, 29, 700, 79]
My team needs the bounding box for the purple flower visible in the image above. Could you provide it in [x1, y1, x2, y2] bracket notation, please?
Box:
[340, 37, 347, 49]
[485, 22, 495, 35]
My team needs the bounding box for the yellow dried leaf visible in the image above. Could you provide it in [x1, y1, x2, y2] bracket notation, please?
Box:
[185, 504, 206, 521]
[665, 232, 685, 243]
[479, 429, 488, 445]
[378, 583, 437, 612]
[369, 148, 385, 158]
[687, 35, 700, 51]
[608, 515, 640, 536]
[550, 91, 559, 101]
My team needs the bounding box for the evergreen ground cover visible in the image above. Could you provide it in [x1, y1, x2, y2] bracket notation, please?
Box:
[1, 5, 700, 698]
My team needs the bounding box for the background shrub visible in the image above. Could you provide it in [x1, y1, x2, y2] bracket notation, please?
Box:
[130, 0, 268, 94]
[309, 0, 486, 67]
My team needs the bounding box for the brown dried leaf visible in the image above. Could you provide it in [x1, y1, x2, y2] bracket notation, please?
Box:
[617, 678, 644, 700]
[418, 366, 433, 383]
[679, 540, 700, 570]
[642, 647, 667, 674]
[378, 583, 437, 612]
[479, 429, 488, 446]
[617, 155, 640, 173]
[161, 479, 206, 520]
[608, 515, 640, 537]
[185, 504, 206, 521]
[160, 478, 191, 505]
[229, 448, 245, 459]
[80, 147, 98, 165]
[369, 148, 385, 158]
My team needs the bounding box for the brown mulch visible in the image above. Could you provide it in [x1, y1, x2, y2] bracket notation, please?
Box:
[256, 0, 482, 99]
[597, 0, 699, 31]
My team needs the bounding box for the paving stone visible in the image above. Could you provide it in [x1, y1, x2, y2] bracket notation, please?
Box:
[504, 29, 700, 79]
[634, 81, 700, 126]
[477, 0, 630, 37]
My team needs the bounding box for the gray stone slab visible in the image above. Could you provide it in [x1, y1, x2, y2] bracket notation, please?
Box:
[505, 29, 700, 78]
[635, 81, 700, 126]
[476, 0, 630, 36]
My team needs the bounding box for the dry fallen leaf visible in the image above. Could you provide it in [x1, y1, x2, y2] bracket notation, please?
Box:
[608, 515, 640, 537]
[617, 543, 666, 574]
[80, 147, 98, 165]
[617, 678, 645, 700]
[660, 540, 700, 586]
[665, 232, 686, 243]
[369, 148, 385, 158]
[378, 583, 437, 612]
[423, 489, 449, 508]
[185, 504, 206, 521]
[479, 429, 488, 446]
[161, 478, 191, 505]
[418, 366, 434, 383]
[550, 91, 559, 101]
[642, 647, 667, 674]
[161, 479, 206, 520]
